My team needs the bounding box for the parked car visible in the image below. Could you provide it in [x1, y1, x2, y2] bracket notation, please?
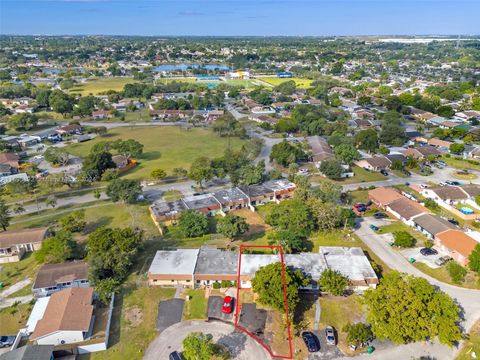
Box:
[380, 169, 389, 176]
[369, 224, 380, 231]
[169, 351, 183, 360]
[439, 182, 447, 186]
[448, 219, 460, 226]
[0, 336, 15, 348]
[446, 180, 461, 186]
[437, 160, 447, 166]
[403, 170, 411, 176]
[374, 212, 388, 219]
[435, 256, 453, 266]
[420, 248, 438, 256]
[419, 184, 429, 189]
[302, 331, 320, 352]
[222, 296, 233, 314]
[354, 203, 367, 212]
[325, 326, 336, 346]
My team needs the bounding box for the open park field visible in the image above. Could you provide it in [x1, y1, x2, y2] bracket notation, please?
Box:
[66, 126, 246, 179]
[69, 77, 139, 96]
[258, 77, 314, 88]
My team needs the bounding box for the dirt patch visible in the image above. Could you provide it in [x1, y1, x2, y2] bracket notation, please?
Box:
[264, 310, 291, 357]
[124, 307, 143, 327]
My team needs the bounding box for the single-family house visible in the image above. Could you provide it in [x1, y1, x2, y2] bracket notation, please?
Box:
[0, 228, 49, 263]
[421, 186, 469, 207]
[386, 197, 429, 225]
[29, 287, 94, 346]
[56, 124, 82, 136]
[307, 136, 334, 165]
[435, 230, 478, 266]
[33, 261, 89, 298]
[368, 187, 404, 209]
[148, 249, 199, 286]
[111, 154, 128, 169]
[91, 110, 111, 119]
[0, 153, 20, 168]
[403, 146, 442, 160]
[0, 345, 54, 360]
[355, 156, 391, 171]
[412, 213, 455, 240]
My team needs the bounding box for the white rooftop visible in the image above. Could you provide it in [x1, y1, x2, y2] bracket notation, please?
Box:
[239, 254, 279, 276]
[148, 249, 199, 275]
[26, 296, 50, 333]
[320, 247, 377, 281]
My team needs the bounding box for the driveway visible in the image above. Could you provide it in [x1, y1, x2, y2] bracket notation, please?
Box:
[208, 296, 234, 322]
[356, 217, 480, 333]
[143, 320, 271, 360]
[400, 247, 446, 269]
[156, 298, 185, 332]
[307, 329, 343, 360]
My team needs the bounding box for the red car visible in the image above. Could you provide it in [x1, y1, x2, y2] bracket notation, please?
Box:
[222, 296, 233, 314]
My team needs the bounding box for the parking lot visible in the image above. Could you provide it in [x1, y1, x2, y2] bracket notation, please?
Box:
[307, 329, 343, 360]
[208, 296, 234, 322]
[400, 247, 448, 269]
[156, 298, 185, 332]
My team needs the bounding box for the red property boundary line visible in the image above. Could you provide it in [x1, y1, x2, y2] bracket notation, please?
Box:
[235, 245, 293, 360]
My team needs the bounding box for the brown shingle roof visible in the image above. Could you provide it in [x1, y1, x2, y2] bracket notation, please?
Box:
[0, 228, 49, 248]
[365, 156, 391, 169]
[31, 287, 94, 340]
[388, 197, 429, 220]
[0, 153, 20, 167]
[460, 184, 480, 198]
[436, 230, 478, 258]
[33, 261, 88, 290]
[368, 187, 404, 206]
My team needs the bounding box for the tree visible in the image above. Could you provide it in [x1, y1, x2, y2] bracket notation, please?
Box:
[343, 323, 374, 347]
[355, 129, 379, 153]
[93, 189, 102, 200]
[112, 139, 144, 160]
[319, 269, 349, 295]
[49, 90, 73, 114]
[446, 261, 467, 284]
[212, 113, 246, 138]
[106, 179, 142, 204]
[268, 229, 307, 254]
[469, 244, 480, 274]
[363, 271, 462, 346]
[150, 168, 167, 180]
[60, 210, 86, 233]
[177, 209, 209, 238]
[393, 231, 416, 247]
[313, 180, 342, 204]
[44, 147, 70, 166]
[182, 332, 216, 360]
[335, 143, 360, 165]
[266, 199, 315, 237]
[0, 199, 11, 231]
[217, 214, 249, 240]
[189, 157, 214, 187]
[173, 167, 188, 178]
[87, 227, 143, 302]
[270, 140, 307, 167]
[82, 151, 115, 181]
[8, 113, 38, 130]
[437, 105, 455, 118]
[424, 198, 440, 211]
[45, 195, 57, 209]
[449, 143, 465, 155]
[35, 230, 76, 264]
[251, 262, 308, 314]
[320, 159, 343, 180]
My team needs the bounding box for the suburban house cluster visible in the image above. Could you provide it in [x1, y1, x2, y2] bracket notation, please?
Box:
[149, 180, 296, 230]
[148, 246, 379, 292]
[369, 187, 479, 266]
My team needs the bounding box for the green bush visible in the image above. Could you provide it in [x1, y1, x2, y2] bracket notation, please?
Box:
[393, 231, 416, 248]
[212, 282, 221, 289]
[447, 261, 467, 283]
[220, 280, 232, 288]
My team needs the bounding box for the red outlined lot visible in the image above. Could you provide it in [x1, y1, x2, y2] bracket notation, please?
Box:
[235, 245, 293, 359]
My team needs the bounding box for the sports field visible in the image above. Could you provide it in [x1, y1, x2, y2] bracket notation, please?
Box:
[69, 77, 139, 96]
[66, 126, 246, 179]
[258, 77, 314, 88]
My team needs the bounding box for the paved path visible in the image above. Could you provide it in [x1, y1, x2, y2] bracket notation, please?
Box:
[356, 217, 480, 333]
[0, 279, 33, 310]
[313, 299, 321, 331]
[143, 320, 271, 360]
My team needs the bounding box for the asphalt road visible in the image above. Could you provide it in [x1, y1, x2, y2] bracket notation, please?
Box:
[143, 320, 271, 360]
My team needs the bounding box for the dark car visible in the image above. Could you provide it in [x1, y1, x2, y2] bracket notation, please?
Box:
[302, 331, 320, 352]
[169, 351, 183, 360]
[374, 212, 388, 219]
[448, 219, 459, 226]
[325, 326, 337, 346]
[380, 169, 389, 176]
[369, 224, 380, 231]
[403, 170, 411, 176]
[0, 336, 16, 348]
[420, 248, 438, 256]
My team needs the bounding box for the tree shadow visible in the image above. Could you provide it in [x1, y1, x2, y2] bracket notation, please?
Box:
[141, 151, 161, 161]
[217, 330, 248, 358]
[83, 216, 114, 233]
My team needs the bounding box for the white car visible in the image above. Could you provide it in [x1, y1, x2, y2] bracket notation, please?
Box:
[419, 184, 429, 189]
[439, 182, 447, 187]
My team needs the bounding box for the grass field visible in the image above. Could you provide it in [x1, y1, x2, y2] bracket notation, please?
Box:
[0, 253, 40, 291]
[66, 126, 246, 180]
[414, 262, 480, 289]
[442, 155, 480, 171]
[182, 289, 208, 320]
[312, 166, 385, 185]
[457, 320, 480, 360]
[259, 77, 314, 88]
[0, 302, 33, 334]
[70, 77, 139, 96]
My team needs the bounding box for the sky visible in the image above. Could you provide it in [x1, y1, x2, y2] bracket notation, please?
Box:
[0, 0, 479, 36]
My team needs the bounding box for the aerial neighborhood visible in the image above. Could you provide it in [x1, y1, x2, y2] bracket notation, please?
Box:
[0, 31, 479, 360]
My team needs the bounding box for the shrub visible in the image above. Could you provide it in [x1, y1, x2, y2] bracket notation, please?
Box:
[212, 282, 221, 289]
[319, 269, 349, 296]
[221, 280, 232, 288]
[447, 261, 467, 284]
[343, 323, 374, 346]
[393, 231, 416, 248]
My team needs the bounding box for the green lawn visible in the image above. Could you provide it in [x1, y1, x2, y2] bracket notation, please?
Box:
[86, 287, 175, 360]
[7, 284, 33, 298]
[442, 155, 480, 171]
[0, 253, 40, 291]
[457, 321, 480, 360]
[414, 262, 480, 289]
[0, 302, 33, 334]
[69, 77, 139, 96]
[66, 127, 246, 180]
[378, 221, 429, 244]
[313, 166, 385, 185]
[259, 77, 314, 88]
[183, 289, 207, 320]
